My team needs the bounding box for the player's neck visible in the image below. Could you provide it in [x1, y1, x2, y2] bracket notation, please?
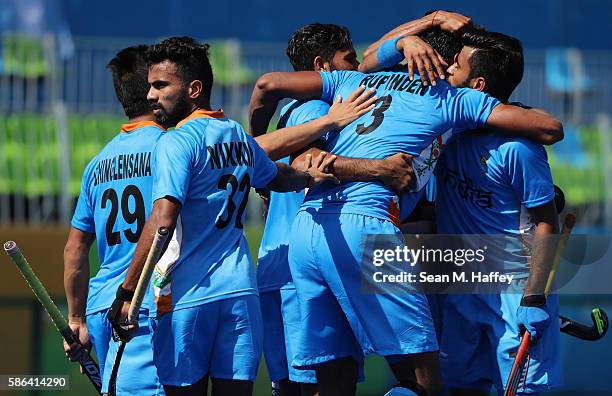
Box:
[127, 114, 156, 123]
[195, 101, 212, 112]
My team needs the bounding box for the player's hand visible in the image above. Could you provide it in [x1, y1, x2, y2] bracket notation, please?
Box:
[305, 152, 339, 187]
[379, 153, 415, 195]
[431, 10, 472, 34]
[517, 296, 551, 342]
[397, 36, 447, 85]
[327, 86, 377, 129]
[64, 319, 91, 366]
[107, 285, 138, 342]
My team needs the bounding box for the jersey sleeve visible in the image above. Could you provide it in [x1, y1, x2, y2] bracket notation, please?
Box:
[71, 161, 96, 233]
[248, 135, 278, 188]
[320, 70, 353, 103]
[446, 87, 501, 133]
[501, 140, 555, 208]
[152, 131, 195, 205]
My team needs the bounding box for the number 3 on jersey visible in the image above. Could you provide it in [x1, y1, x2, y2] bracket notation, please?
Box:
[355, 95, 392, 135]
[216, 173, 251, 229]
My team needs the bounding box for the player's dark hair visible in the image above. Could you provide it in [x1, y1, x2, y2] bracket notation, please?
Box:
[107, 45, 151, 118]
[146, 36, 213, 106]
[286, 23, 353, 71]
[418, 28, 462, 66]
[461, 30, 524, 102]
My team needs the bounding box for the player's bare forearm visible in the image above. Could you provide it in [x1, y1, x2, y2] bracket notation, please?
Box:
[362, 14, 434, 62]
[249, 71, 325, 135]
[268, 152, 339, 192]
[266, 162, 312, 192]
[293, 148, 414, 195]
[255, 86, 377, 160]
[523, 201, 559, 296]
[63, 228, 95, 320]
[486, 104, 564, 145]
[255, 115, 335, 160]
[122, 198, 180, 291]
[362, 10, 471, 64]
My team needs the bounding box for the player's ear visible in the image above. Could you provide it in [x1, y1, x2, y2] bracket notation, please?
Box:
[187, 80, 203, 100]
[471, 76, 486, 93]
[313, 56, 328, 72]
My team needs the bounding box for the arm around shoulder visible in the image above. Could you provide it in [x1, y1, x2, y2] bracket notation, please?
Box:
[486, 104, 564, 145]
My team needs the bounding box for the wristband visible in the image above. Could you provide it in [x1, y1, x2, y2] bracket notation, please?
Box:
[116, 284, 134, 302]
[520, 294, 547, 307]
[377, 37, 405, 69]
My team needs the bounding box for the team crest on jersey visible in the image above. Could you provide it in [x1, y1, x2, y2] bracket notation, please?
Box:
[414, 135, 444, 178]
[411, 130, 452, 191]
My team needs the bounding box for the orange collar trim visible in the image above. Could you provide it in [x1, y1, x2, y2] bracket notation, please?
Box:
[176, 109, 225, 128]
[121, 120, 166, 132]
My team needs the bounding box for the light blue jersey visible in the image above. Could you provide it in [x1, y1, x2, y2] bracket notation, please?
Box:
[434, 131, 561, 394]
[435, 131, 555, 235]
[302, 70, 501, 225]
[151, 110, 277, 315]
[256, 99, 330, 292]
[72, 121, 165, 315]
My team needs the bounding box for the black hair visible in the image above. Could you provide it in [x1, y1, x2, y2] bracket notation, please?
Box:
[146, 36, 213, 106]
[107, 45, 151, 118]
[418, 28, 462, 66]
[286, 23, 353, 71]
[461, 30, 524, 102]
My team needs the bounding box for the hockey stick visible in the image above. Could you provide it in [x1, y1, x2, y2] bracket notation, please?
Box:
[550, 185, 609, 340]
[503, 213, 575, 396]
[4, 241, 103, 394]
[560, 308, 608, 341]
[107, 227, 169, 396]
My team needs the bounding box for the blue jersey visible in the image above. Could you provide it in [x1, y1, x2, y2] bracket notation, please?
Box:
[257, 99, 330, 292]
[435, 131, 555, 235]
[435, 132, 555, 276]
[71, 121, 165, 315]
[301, 70, 501, 225]
[152, 110, 278, 315]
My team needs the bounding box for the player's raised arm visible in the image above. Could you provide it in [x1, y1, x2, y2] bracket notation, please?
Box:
[363, 11, 469, 58]
[485, 104, 564, 145]
[254, 86, 376, 160]
[360, 35, 447, 85]
[63, 227, 95, 361]
[249, 71, 325, 136]
[360, 13, 471, 82]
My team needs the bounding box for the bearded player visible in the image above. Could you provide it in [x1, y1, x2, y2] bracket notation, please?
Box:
[434, 30, 562, 396]
[106, 37, 349, 396]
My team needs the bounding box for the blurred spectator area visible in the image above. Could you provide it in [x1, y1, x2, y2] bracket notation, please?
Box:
[1, 35, 612, 227]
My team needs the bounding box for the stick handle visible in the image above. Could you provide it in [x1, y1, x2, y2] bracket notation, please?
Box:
[4, 241, 70, 330]
[4, 241, 103, 394]
[127, 227, 169, 323]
